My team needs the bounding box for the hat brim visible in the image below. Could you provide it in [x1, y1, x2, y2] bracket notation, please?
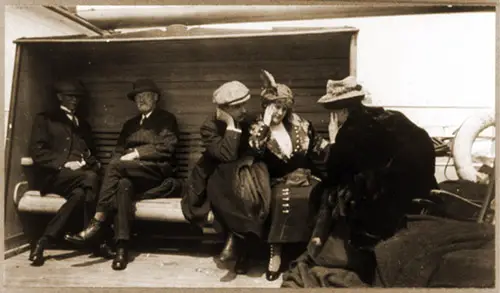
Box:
[127, 89, 161, 100]
[226, 93, 251, 106]
[58, 91, 87, 97]
[317, 90, 365, 106]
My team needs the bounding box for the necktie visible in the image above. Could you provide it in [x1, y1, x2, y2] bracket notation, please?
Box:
[67, 113, 79, 127]
[140, 115, 145, 125]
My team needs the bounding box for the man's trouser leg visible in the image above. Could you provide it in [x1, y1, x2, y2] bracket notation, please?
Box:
[43, 169, 99, 239]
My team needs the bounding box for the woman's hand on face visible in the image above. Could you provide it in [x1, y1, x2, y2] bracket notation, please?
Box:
[263, 104, 276, 126]
[328, 112, 340, 143]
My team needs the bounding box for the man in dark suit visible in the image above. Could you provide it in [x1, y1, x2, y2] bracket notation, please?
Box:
[28, 80, 113, 266]
[181, 80, 254, 274]
[65, 79, 180, 271]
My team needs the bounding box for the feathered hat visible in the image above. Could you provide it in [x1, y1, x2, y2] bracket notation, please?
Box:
[317, 76, 365, 109]
[259, 69, 294, 107]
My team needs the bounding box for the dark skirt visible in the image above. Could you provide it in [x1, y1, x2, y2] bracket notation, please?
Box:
[207, 156, 272, 238]
[267, 178, 321, 243]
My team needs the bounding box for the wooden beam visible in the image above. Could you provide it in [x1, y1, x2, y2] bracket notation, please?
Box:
[76, 5, 495, 30]
[44, 6, 108, 36]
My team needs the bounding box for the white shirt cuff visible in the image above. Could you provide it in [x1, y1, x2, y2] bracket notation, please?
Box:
[226, 126, 242, 133]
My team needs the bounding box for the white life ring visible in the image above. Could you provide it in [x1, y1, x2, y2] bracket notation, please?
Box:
[452, 111, 495, 183]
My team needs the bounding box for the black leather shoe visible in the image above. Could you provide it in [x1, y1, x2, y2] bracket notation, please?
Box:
[234, 254, 249, 275]
[265, 270, 281, 281]
[93, 242, 116, 259]
[219, 233, 237, 262]
[29, 237, 48, 266]
[65, 218, 102, 245]
[111, 247, 128, 270]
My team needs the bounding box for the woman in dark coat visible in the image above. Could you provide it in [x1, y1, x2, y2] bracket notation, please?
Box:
[249, 70, 331, 281]
[281, 76, 439, 288]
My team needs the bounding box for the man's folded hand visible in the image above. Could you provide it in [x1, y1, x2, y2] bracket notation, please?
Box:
[64, 161, 83, 170]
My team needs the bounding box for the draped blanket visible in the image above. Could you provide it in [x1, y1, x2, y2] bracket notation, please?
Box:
[207, 156, 272, 237]
[373, 215, 495, 288]
[281, 215, 495, 288]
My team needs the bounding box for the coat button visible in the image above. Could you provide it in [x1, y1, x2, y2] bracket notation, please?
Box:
[66, 137, 70, 140]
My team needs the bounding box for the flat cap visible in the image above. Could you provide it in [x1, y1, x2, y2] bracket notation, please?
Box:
[213, 81, 251, 106]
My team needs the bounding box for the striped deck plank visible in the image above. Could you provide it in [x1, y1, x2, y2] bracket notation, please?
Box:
[4, 248, 281, 288]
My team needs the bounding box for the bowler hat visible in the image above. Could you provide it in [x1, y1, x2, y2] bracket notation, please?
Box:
[127, 79, 161, 100]
[317, 76, 365, 109]
[53, 80, 87, 97]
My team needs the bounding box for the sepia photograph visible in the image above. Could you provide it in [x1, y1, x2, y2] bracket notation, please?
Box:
[2, 1, 498, 290]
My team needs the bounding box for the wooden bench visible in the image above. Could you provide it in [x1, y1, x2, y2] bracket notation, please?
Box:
[13, 130, 215, 225]
[4, 27, 360, 253]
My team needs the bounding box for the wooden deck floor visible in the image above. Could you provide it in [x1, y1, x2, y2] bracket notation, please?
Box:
[4, 243, 282, 288]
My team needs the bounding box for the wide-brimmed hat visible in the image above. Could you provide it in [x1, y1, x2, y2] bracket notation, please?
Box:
[260, 69, 294, 106]
[317, 76, 365, 109]
[212, 81, 251, 106]
[127, 79, 161, 100]
[53, 80, 87, 97]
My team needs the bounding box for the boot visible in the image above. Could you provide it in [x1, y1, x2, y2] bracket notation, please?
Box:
[29, 237, 48, 266]
[64, 218, 102, 245]
[234, 250, 249, 275]
[219, 233, 237, 262]
[112, 241, 128, 271]
[266, 244, 282, 281]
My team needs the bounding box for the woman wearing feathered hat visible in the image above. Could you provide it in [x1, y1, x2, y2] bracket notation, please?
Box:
[280, 76, 439, 288]
[249, 70, 331, 281]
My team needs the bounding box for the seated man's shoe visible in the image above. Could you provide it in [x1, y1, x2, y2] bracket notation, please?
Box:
[219, 233, 237, 262]
[65, 218, 102, 245]
[93, 242, 116, 259]
[112, 247, 128, 270]
[29, 237, 48, 266]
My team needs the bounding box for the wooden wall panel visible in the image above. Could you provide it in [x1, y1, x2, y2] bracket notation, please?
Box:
[33, 31, 354, 139]
[5, 47, 55, 251]
[40, 32, 352, 63]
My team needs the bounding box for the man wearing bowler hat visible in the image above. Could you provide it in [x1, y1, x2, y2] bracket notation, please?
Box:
[28, 80, 113, 266]
[65, 78, 180, 271]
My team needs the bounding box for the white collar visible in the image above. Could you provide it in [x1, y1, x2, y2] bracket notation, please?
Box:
[60, 105, 74, 114]
[142, 110, 153, 119]
[60, 105, 79, 126]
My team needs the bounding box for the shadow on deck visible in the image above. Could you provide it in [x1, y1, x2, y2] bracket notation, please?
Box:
[3, 238, 307, 288]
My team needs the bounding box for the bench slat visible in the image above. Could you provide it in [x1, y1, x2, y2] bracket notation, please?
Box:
[17, 191, 212, 224]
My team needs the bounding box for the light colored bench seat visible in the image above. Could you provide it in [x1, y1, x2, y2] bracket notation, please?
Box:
[14, 189, 208, 223]
[15, 152, 214, 225]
